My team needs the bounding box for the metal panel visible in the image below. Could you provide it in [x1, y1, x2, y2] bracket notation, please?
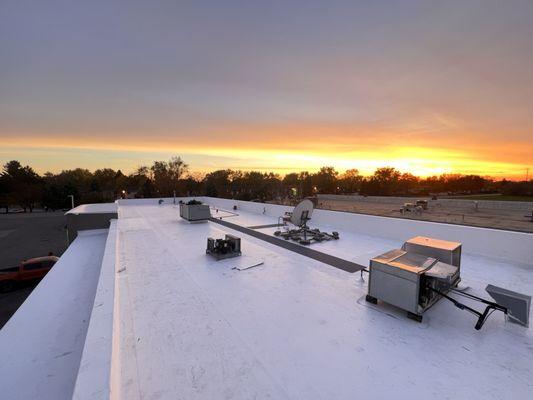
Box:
[368, 268, 420, 313]
[368, 249, 452, 316]
[180, 204, 211, 221]
[486, 284, 531, 327]
[403, 236, 461, 267]
[66, 212, 118, 244]
[424, 262, 459, 286]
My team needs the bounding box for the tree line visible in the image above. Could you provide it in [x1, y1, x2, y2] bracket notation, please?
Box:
[0, 157, 531, 212]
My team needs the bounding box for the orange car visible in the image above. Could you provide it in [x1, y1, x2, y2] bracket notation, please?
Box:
[0, 256, 59, 292]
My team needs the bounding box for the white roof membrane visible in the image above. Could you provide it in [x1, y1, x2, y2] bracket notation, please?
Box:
[0, 229, 108, 400]
[2, 197, 532, 400]
[112, 202, 533, 400]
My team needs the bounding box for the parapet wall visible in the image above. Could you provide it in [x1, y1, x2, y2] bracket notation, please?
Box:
[317, 194, 533, 211]
[311, 209, 533, 266]
[115, 197, 533, 266]
[201, 197, 533, 266]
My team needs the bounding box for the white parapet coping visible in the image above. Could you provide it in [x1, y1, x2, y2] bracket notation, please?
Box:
[72, 221, 118, 400]
[192, 197, 533, 266]
[310, 208, 533, 266]
[66, 203, 118, 215]
[118, 196, 533, 264]
[0, 229, 108, 400]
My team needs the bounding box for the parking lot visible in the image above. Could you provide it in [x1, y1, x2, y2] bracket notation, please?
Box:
[0, 211, 67, 328]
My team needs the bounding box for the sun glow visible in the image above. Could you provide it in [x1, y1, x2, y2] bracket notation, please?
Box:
[2, 139, 529, 180]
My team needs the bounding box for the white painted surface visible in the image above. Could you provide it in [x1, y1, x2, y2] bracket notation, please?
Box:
[0, 229, 107, 400]
[73, 221, 118, 400]
[200, 197, 533, 266]
[67, 203, 118, 215]
[310, 208, 533, 266]
[112, 204, 533, 400]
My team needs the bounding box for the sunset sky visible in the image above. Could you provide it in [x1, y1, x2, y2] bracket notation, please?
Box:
[1, 1, 532, 179]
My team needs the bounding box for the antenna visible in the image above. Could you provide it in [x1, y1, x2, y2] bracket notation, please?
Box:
[290, 199, 314, 227]
[274, 198, 339, 245]
[67, 195, 74, 209]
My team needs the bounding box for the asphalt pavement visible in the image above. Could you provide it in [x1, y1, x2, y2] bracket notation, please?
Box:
[0, 211, 67, 328]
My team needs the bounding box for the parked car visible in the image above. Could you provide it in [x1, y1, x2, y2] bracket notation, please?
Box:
[0, 256, 59, 292]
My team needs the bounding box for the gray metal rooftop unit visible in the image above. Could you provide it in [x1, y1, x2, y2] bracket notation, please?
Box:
[368, 236, 531, 329]
[402, 236, 461, 268]
[206, 234, 242, 260]
[486, 284, 531, 327]
[366, 248, 460, 322]
[179, 201, 211, 221]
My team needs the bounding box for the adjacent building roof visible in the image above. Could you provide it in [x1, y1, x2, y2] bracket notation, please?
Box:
[66, 203, 118, 215]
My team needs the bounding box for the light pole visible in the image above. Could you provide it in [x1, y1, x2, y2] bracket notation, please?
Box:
[67, 195, 74, 209]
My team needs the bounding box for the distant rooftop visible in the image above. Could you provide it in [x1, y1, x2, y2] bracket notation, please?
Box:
[66, 203, 118, 215]
[1, 197, 532, 400]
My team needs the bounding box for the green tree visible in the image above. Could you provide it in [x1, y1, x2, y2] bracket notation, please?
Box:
[203, 170, 232, 198]
[2, 160, 43, 212]
[397, 172, 419, 194]
[363, 167, 401, 195]
[0, 171, 12, 213]
[312, 166, 339, 194]
[338, 169, 362, 193]
[150, 156, 189, 196]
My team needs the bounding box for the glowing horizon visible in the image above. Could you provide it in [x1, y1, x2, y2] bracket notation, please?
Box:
[1, 2, 532, 180]
[2, 139, 529, 180]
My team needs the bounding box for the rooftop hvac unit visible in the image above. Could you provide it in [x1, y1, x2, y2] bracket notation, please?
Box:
[179, 201, 211, 221]
[206, 234, 242, 260]
[366, 249, 460, 322]
[402, 236, 461, 268]
[366, 236, 531, 330]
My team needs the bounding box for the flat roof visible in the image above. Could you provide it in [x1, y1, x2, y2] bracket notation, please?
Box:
[66, 203, 117, 215]
[2, 197, 533, 400]
[111, 200, 533, 400]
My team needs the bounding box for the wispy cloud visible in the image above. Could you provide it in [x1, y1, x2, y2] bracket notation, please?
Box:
[1, 1, 532, 178]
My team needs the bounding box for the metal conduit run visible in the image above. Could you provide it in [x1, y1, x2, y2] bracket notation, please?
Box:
[209, 217, 364, 273]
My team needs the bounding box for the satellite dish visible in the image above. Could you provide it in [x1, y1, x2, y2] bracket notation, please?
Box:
[290, 199, 314, 226]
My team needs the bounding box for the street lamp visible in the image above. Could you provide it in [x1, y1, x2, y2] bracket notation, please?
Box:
[67, 195, 74, 209]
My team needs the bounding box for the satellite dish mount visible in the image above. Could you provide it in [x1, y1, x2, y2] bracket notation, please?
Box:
[274, 199, 339, 245]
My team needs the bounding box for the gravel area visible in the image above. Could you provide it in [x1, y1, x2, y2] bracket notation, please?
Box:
[317, 198, 533, 233]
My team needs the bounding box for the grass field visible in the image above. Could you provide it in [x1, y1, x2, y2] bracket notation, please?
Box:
[450, 195, 533, 202]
